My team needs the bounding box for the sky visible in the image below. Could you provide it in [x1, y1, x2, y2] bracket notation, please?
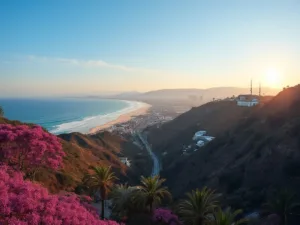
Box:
[0, 0, 300, 97]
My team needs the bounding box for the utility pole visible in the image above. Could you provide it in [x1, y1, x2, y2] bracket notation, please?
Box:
[259, 82, 261, 97]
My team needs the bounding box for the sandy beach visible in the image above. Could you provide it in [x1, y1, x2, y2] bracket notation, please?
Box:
[89, 102, 151, 134]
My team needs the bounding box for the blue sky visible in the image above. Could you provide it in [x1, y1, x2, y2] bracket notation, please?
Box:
[0, 0, 300, 97]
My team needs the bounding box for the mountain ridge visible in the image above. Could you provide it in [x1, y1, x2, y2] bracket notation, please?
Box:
[156, 85, 300, 210]
[107, 87, 280, 102]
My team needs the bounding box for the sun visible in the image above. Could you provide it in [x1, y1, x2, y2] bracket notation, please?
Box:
[264, 68, 282, 88]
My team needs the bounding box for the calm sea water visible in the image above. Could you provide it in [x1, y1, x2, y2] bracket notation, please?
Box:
[0, 98, 135, 134]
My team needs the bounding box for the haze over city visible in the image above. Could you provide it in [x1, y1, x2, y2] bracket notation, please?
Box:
[1, 0, 300, 97]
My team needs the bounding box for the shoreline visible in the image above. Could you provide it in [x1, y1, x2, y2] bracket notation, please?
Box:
[89, 102, 151, 134]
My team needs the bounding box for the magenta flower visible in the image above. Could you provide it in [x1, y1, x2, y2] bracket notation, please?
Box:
[153, 208, 182, 225]
[0, 165, 122, 225]
[0, 124, 65, 173]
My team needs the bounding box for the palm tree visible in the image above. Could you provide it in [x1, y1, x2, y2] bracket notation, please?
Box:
[177, 187, 221, 225]
[212, 208, 248, 225]
[137, 175, 172, 213]
[263, 190, 300, 225]
[111, 184, 140, 219]
[84, 166, 117, 219]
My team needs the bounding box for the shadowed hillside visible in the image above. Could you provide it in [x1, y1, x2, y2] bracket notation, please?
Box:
[147, 100, 255, 170]
[161, 85, 300, 211]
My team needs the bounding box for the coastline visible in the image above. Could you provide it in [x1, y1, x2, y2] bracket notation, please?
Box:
[89, 101, 151, 134]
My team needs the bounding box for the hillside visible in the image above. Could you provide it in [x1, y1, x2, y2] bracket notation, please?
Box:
[147, 100, 255, 170]
[0, 117, 152, 192]
[59, 132, 152, 185]
[161, 85, 300, 210]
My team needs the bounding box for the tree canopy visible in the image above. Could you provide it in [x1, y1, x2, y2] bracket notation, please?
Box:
[177, 187, 220, 225]
[84, 166, 117, 219]
[0, 124, 65, 177]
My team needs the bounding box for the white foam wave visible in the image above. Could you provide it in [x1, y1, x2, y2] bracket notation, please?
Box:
[50, 100, 149, 134]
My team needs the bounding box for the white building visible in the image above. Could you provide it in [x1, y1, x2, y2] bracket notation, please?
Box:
[193, 131, 207, 140]
[201, 136, 215, 141]
[236, 95, 259, 107]
[196, 140, 205, 147]
[119, 157, 131, 167]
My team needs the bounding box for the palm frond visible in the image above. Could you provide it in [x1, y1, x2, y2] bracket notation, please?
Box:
[137, 175, 172, 211]
[212, 208, 248, 225]
[177, 187, 221, 225]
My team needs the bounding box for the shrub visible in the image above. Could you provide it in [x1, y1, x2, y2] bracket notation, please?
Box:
[152, 208, 182, 225]
[0, 124, 65, 176]
[0, 165, 121, 225]
[55, 172, 75, 186]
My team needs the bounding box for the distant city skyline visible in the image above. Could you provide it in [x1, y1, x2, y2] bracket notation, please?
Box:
[1, 0, 300, 97]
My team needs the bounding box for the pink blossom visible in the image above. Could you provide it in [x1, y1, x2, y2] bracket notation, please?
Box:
[0, 124, 65, 173]
[0, 165, 122, 225]
[153, 208, 182, 225]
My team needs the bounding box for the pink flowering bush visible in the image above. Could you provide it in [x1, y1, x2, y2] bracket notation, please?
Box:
[153, 208, 182, 225]
[0, 165, 121, 225]
[0, 124, 65, 175]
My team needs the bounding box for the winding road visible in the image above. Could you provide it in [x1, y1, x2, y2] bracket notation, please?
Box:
[136, 132, 160, 177]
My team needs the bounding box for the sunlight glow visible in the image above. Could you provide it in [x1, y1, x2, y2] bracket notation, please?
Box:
[264, 68, 282, 88]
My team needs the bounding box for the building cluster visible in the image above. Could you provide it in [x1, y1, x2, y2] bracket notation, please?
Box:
[107, 111, 173, 136]
[182, 130, 215, 154]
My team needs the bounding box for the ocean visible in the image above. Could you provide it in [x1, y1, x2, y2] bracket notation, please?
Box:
[0, 98, 143, 134]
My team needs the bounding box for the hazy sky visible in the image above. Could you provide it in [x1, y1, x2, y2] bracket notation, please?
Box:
[0, 0, 300, 97]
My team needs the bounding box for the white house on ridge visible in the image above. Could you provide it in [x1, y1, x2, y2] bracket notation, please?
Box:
[236, 95, 259, 107]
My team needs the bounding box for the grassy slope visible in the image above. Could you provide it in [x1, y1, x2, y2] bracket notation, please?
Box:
[162, 85, 300, 210]
[59, 132, 152, 186]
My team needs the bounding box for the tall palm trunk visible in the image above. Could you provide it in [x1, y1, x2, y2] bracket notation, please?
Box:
[149, 198, 154, 213]
[101, 189, 106, 220]
[101, 199, 105, 219]
[197, 216, 204, 225]
[284, 213, 287, 225]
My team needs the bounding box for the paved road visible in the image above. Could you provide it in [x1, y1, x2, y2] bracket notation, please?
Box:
[137, 132, 160, 177]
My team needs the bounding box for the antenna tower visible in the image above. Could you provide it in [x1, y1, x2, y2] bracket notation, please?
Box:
[259, 83, 261, 96]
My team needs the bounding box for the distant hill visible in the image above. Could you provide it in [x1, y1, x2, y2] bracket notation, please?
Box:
[0, 117, 152, 192]
[155, 85, 300, 210]
[112, 91, 142, 98]
[109, 87, 280, 103]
